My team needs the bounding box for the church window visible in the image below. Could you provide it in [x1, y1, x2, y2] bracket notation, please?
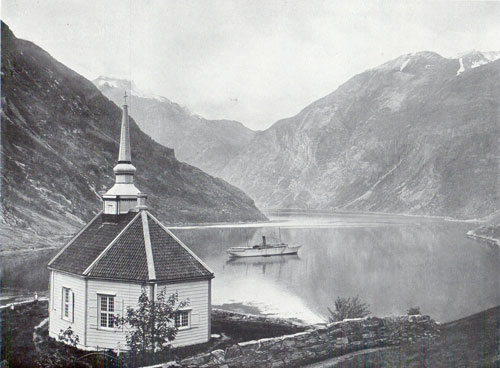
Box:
[63, 288, 70, 318]
[98, 295, 115, 329]
[175, 310, 190, 329]
[62, 287, 73, 322]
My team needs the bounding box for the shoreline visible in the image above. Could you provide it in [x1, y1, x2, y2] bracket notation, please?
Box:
[466, 230, 500, 246]
[2, 209, 485, 254]
[264, 208, 486, 223]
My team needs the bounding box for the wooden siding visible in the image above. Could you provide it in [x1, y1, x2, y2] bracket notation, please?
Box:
[49, 277, 210, 350]
[157, 280, 210, 347]
[86, 279, 144, 350]
[48, 271, 86, 348]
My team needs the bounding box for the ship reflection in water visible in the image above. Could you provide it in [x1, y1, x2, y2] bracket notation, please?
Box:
[226, 254, 301, 275]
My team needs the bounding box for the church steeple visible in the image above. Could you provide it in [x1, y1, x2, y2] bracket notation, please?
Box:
[102, 92, 146, 214]
[118, 92, 132, 163]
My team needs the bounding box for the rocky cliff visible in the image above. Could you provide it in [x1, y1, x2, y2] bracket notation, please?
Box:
[220, 51, 500, 219]
[0, 22, 266, 251]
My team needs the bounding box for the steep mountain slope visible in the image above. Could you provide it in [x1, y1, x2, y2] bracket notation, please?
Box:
[93, 77, 256, 176]
[221, 52, 500, 219]
[0, 22, 266, 251]
[468, 211, 500, 245]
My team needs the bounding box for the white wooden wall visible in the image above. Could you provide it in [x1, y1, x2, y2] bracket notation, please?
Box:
[157, 279, 211, 347]
[48, 271, 86, 347]
[86, 278, 144, 350]
[49, 274, 211, 351]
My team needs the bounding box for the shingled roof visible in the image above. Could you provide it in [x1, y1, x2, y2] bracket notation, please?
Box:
[48, 210, 213, 282]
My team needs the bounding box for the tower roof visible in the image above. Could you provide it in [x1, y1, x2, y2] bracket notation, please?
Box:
[48, 210, 213, 282]
[118, 91, 132, 163]
[104, 92, 140, 201]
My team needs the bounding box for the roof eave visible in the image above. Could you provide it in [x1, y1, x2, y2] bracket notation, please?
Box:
[48, 211, 103, 268]
[83, 274, 214, 283]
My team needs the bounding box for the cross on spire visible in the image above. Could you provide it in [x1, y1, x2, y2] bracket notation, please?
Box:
[124, 91, 128, 105]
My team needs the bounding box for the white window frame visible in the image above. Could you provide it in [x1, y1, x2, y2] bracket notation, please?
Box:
[98, 294, 116, 330]
[62, 287, 71, 321]
[175, 309, 191, 330]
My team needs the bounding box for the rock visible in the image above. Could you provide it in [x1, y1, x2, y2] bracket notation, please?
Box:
[224, 345, 242, 359]
[210, 349, 225, 364]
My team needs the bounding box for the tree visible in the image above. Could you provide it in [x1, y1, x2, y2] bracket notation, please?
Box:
[327, 296, 370, 322]
[115, 288, 188, 364]
[407, 306, 421, 315]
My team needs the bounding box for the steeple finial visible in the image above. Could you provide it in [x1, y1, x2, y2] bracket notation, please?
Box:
[118, 91, 131, 163]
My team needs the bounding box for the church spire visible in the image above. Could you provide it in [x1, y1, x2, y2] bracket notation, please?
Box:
[118, 92, 132, 163]
[102, 91, 146, 215]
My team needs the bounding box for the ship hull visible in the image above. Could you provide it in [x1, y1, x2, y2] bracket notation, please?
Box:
[227, 245, 302, 258]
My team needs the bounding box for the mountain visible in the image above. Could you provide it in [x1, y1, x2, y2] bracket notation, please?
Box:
[456, 50, 500, 75]
[220, 51, 500, 219]
[0, 22, 266, 252]
[93, 77, 256, 176]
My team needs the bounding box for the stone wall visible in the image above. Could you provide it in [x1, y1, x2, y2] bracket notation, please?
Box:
[211, 309, 306, 339]
[179, 315, 439, 368]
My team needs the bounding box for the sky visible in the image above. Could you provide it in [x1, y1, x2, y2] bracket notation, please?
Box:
[3, 0, 500, 130]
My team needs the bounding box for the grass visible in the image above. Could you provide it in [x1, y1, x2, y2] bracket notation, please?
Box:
[0, 300, 47, 367]
[0, 301, 303, 367]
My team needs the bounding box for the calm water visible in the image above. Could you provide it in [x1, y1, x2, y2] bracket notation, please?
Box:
[2, 213, 499, 323]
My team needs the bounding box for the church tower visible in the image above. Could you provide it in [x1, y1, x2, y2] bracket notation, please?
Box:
[48, 93, 213, 351]
[102, 92, 147, 214]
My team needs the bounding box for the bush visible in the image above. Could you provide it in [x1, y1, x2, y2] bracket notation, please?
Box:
[36, 327, 89, 368]
[328, 296, 370, 322]
[114, 288, 188, 366]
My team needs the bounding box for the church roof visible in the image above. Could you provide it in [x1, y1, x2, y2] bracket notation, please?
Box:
[48, 210, 213, 282]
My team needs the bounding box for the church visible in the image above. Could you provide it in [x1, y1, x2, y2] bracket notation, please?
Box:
[47, 95, 214, 350]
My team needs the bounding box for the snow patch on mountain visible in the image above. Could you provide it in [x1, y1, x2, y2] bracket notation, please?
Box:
[400, 58, 411, 72]
[456, 58, 465, 76]
[93, 76, 169, 103]
[482, 51, 500, 62]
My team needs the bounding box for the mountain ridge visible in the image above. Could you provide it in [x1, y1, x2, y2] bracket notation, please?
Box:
[1, 21, 267, 251]
[218, 51, 500, 219]
[93, 77, 257, 176]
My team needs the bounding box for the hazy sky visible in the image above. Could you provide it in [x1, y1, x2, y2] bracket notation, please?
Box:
[3, 1, 500, 130]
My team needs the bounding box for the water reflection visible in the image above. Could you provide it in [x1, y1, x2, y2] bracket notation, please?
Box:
[2, 214, 499, 323]
[1, 249, 56, 304]
[172, 215, 500, 323]
[226, 255, 301, 275]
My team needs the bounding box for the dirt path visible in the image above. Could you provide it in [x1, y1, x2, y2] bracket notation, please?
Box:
[32, 317, 49, 354]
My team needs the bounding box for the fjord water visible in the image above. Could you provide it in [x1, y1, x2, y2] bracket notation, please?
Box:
[172, 212, 500, 323]
[2, 213, 499, 323]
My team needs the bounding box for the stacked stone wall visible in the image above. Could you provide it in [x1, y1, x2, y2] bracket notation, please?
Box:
[211, 309, 306, 338]
[179, 315, 439, 368]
